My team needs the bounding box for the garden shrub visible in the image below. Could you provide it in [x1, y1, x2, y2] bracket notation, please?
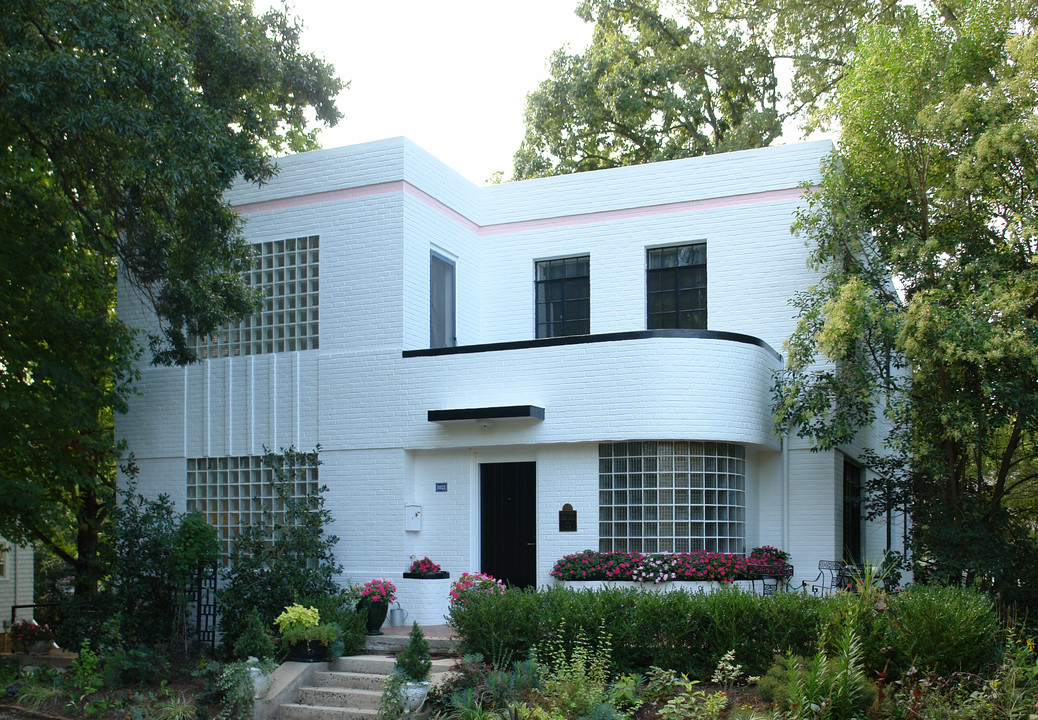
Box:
[886, 584, 999, 676]
[450, 585, 544, 667]
[449, 584, 823, 677]
[449, 582, 1001, 684]
[217, 446, 343, 655]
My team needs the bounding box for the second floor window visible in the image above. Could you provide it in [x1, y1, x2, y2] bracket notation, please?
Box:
[194, 235, 320, 358]
[430, 251, 456, 348]
[647, 243, 706, 330]
[535, 255, 590, 338]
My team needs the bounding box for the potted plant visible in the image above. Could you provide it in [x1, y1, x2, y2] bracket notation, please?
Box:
[273, 603, 338, 662]
[357, 578, 397, 635]
[394, 621, 432, 712]
[8, 620, 54, 655]
[403, 556, 449, 579]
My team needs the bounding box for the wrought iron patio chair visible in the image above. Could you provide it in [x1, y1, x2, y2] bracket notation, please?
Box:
[808, 560, 855, 596]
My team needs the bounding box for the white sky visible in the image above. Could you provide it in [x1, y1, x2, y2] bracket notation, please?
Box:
[265, 1, 595, 185]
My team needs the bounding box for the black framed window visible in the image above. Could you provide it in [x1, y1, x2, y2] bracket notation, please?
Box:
[430, 252, 456, 348]
[647, 243, 706, 329]
[536, 256, 590, 338]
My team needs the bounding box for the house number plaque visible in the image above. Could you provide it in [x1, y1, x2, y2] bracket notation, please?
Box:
[559, 503, 577, 532]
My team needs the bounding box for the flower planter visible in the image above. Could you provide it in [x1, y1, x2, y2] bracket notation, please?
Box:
[402, 571, 450, 580]
[556, 579, 754, 594]
[358, 599, 390, 635]
[290, 639, 327, 663]
[399, 681, 430, 712]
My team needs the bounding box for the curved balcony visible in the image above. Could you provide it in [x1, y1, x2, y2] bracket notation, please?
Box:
[400, 330, 783, 450]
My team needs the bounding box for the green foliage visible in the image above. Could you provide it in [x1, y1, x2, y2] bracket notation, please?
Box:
[887, 632, 1038, 720]
[152, 691, 197, 720]
[105, 483, 219, 655]
[297, 588, 367, 657]
[0, 0, 341, 601]
[514, 0, 781, 179]
[396, 622, 433, 682]
[755, 654, 801, 706]
[218, 446, 342, 654]
[232, 611, 276, 661]
[103, 644, 170, 686]
[782, 626, 876, 720]
[376, 671, 406, 720]
[775, 0, 1038, 609]
[886, 585, 999, 677]
[196, 658, 276, 720]
[532, 623, 612, 720]
[450, 585, 824, 677]
[514, 0, 912, 180]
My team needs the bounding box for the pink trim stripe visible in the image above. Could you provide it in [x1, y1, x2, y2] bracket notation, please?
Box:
[232, 181, 404, 215]
[479, 187, 810, 237]
[232, 181, 811, 235]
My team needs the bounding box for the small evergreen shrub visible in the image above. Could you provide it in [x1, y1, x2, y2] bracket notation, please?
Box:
[232, 610, 276, 660]
[395, 622, 432, 682]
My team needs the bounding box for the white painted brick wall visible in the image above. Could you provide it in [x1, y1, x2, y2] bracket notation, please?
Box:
[115, 137, 893, 595]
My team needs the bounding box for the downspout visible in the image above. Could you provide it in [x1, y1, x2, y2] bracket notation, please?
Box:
[782, 427, 790, 553]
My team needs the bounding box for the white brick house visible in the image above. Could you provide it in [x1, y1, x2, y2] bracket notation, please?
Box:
[116, 138, 907, 624]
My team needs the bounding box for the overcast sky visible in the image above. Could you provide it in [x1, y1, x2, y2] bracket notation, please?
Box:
[262, 1, 594, 185]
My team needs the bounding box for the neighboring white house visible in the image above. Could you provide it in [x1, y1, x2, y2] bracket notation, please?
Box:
[116, 137, 908, 623]
[0, 538, 34, 630]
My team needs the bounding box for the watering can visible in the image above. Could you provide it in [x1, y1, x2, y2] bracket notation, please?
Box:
[389, 602, 409, 627]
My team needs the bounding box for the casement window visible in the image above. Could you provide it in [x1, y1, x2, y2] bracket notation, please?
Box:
[646, 243, 706, 330]
[186, 456, 318, 563]
[194, 235, 320, 358]
[535, 255, 590, 338]
[0, 545, 6, 580]
[599, 441, 746, 554]
[430, 251, 456, 348]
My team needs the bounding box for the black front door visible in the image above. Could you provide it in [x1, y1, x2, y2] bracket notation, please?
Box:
[480, 462, 536, 588]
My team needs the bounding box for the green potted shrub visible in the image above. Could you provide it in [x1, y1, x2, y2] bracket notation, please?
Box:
[273, 603, 338, 662]
[394, 621, 432, 711]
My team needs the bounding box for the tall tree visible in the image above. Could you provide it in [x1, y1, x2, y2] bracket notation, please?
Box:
[0, 0, 342, 595]
[776, 0, 1038, 604]
[514, 0, 909, 179]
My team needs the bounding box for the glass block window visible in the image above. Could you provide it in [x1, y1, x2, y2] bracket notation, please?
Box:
[194, 235, 320, 358]
[536, 255, 590, 338]
[647, 243, 706, 330]
[186, 456, 319, 563]
[598, 441, 745, 554]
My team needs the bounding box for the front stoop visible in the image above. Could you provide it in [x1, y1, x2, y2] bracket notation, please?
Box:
[279, 655, 455, 720]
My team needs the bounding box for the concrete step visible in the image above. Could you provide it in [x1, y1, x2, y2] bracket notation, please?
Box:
[312, 670, 387, 691]
[331, 655, 398, 675]
[330, 655, 456, 676]
[361, 634, 456, 656]
[297, 687, 381, 709]
[280, 703, 376, 720]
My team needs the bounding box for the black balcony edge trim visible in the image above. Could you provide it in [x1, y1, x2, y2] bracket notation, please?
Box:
[404, 329, 781, 361]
